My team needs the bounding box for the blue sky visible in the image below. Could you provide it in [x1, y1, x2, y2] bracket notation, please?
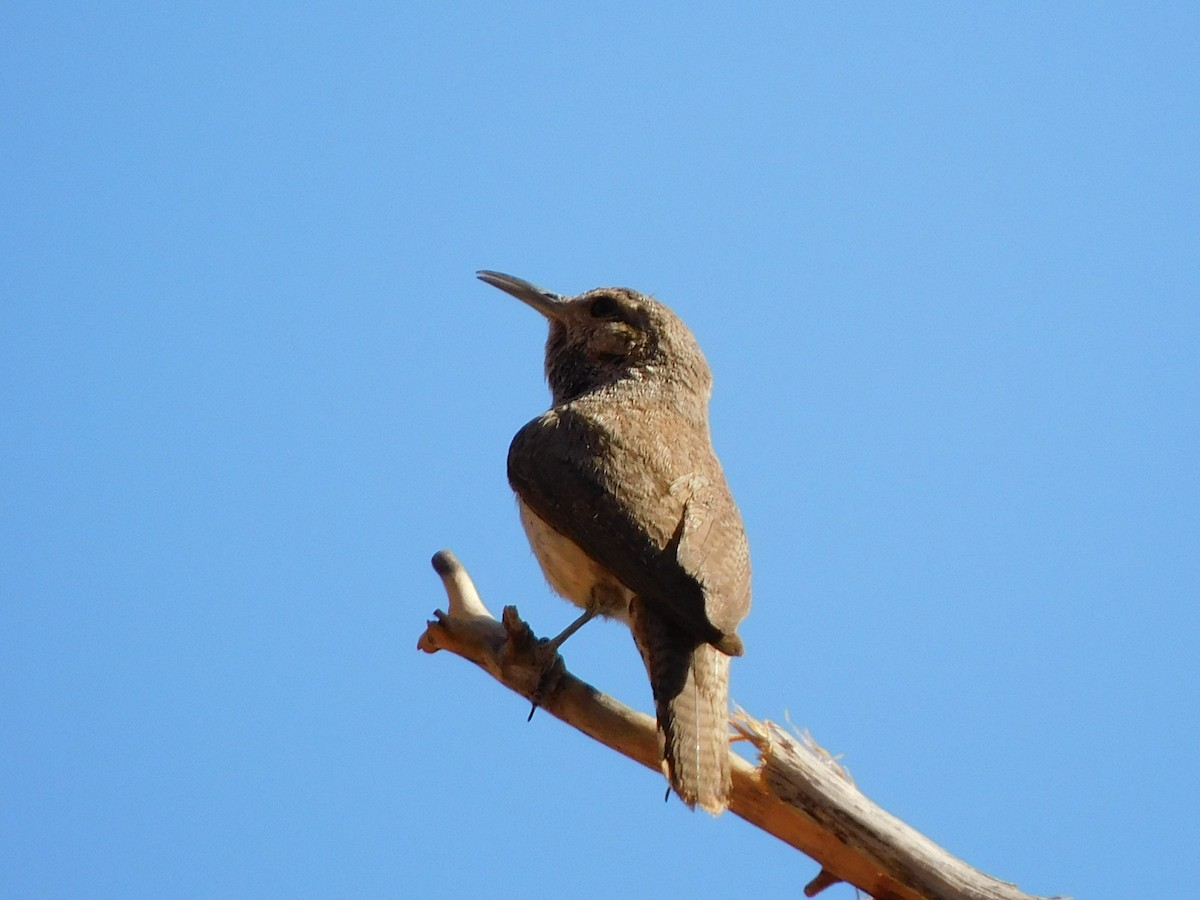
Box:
[3, 4, 1197, 898]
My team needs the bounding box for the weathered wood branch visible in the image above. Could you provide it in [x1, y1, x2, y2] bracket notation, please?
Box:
[417, 549, 1060, 900]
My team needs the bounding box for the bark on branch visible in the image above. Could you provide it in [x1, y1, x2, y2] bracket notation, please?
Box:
[417, 549, 1060, 900]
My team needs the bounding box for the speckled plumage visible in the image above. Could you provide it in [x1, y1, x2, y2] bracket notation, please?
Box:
[478, 271, 751, 813]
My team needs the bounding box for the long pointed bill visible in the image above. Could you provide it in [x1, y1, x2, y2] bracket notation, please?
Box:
[476, 270, 566, 320]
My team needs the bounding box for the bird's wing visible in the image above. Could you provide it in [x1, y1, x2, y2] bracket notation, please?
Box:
[670, 481, 750, 649]
[508, 408, 747, 652]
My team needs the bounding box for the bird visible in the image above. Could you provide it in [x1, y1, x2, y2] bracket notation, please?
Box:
[476, 270, 751, 813]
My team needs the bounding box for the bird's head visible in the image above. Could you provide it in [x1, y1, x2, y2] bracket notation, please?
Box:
[477, 270, 712, 408]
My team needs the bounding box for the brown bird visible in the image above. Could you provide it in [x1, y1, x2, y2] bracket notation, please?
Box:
[477, 270, 751, 813]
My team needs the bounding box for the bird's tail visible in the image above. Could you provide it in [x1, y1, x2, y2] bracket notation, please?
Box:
[632, 602, 732, 813]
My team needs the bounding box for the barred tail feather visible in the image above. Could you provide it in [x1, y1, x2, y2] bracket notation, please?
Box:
[632, 601, 732, 813]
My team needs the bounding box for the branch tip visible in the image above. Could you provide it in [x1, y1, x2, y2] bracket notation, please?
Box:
[803, 868, 841, 897]
[430, 549, 458, 577]
[430, 548, 494, 619]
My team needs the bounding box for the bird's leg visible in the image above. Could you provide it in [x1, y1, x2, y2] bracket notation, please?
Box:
[527, 606, 598, 720]
[546, 606, 597, 652]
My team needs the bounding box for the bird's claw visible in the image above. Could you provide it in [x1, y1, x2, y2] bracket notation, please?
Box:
[525, 638, 566, 721]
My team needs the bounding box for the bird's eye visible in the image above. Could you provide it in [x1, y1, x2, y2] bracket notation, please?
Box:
[589, 296, 621, 319]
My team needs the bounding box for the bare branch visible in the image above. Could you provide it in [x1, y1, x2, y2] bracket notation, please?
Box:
[418, 549, 1061, 900]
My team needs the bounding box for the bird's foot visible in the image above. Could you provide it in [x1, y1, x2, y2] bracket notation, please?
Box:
[497, 606, 567, 720]
[522, 607, 596, 719]
[526, 637, 567, 720]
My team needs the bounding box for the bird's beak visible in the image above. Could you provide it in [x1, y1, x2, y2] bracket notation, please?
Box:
[476, 270, 566, 320]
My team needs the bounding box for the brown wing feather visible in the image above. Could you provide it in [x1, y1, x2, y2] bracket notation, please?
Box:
[508, 408, 746, 652]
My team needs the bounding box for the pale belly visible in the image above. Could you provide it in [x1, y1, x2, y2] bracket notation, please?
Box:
[517, 499, 634, 624]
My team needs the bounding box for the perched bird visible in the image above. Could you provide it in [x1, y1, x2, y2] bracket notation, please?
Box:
[477, 270, 751, 813]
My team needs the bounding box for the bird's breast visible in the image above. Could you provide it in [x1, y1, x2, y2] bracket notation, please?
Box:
[517, 498, 634, 623]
